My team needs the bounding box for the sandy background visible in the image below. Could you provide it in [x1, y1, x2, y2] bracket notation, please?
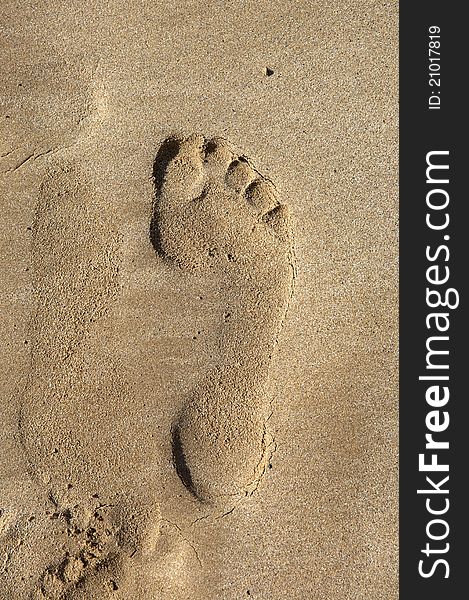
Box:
[1, 1, 398, 598]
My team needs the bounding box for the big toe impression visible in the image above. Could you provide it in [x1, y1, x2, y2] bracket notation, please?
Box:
[160, 135, 205, 202]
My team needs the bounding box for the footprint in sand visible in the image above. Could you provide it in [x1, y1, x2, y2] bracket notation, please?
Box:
[152, 134, 295, 503]
[16, 492, 161, 600]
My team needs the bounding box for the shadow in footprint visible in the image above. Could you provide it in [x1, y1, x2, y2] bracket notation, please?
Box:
[150, 137, 181, 256]
[171, 424, 200, 500]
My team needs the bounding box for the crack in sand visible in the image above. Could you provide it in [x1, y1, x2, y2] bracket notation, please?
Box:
[160, 519, 202, 567]
[4, 146, 58, 174]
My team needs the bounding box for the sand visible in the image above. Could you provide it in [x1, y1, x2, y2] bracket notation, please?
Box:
[0, 1, 398, 598]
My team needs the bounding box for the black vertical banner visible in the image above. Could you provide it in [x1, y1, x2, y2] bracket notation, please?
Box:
[400, 3, 466, 599]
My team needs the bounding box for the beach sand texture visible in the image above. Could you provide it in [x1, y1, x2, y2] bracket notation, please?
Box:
[1, 1, 398, 598]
